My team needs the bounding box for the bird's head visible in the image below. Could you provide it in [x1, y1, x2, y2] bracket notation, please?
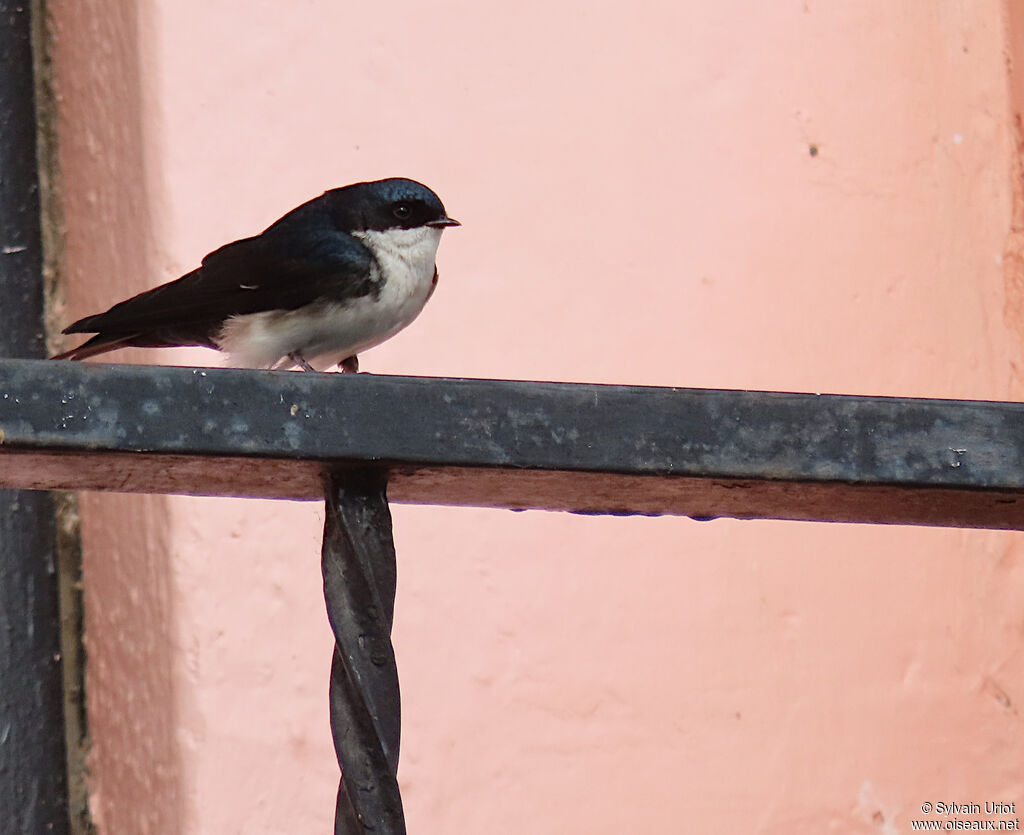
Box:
[330, 178, 460, 233]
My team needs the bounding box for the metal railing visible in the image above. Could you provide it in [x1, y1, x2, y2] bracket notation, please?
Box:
[1, 359, 1024, 831]
[5, 3, 1024, 830]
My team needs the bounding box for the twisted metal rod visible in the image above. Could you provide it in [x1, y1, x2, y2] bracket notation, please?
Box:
[322, 469, 405, 834]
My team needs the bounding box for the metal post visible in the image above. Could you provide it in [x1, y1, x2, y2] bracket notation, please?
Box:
[0, 1, 70, 831]
[322, 469, 405, 834]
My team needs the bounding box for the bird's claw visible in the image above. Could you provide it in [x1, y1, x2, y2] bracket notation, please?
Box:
[288, 352, 318, 373]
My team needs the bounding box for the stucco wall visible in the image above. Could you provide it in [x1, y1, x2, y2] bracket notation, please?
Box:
[49, 1, 1024, 832]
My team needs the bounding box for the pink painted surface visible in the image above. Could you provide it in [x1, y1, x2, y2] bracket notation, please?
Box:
[49, 1, 1024, 832]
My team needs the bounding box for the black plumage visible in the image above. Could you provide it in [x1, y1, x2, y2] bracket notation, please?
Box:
[54, 178, 456, 365]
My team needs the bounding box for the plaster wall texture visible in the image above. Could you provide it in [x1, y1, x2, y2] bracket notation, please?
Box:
[48, 1, 1024, 833]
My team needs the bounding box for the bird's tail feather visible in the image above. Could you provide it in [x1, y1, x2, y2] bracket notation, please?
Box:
[51, 333, 140, 361]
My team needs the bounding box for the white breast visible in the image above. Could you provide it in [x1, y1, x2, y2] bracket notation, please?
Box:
[216, 226, 443, 370]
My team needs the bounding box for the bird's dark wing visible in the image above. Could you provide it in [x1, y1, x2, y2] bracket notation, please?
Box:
[60, 216, 375, 351]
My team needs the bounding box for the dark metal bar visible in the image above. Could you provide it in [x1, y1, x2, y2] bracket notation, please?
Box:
[0, 359, 1023, 528]
[0, 2, 70, 832]
[322, 470, 404, 834]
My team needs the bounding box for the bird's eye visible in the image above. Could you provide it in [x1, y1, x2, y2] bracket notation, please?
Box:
[392, 203, 413, 221]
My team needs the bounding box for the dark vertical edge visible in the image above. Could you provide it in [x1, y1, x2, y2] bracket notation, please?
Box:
[322, 469, 405, 834]
[0, 1, 71, 832]
[30, 0, 92, 829]
[30, 0, 66, 353]
[54, 491, 91, 835]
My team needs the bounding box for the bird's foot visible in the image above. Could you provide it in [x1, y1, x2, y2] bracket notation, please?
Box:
[338, 355, 359, 373]
[287, 352, 318, 372]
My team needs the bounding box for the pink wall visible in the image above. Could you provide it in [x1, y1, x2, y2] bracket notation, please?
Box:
[50, 1, 1024, 832]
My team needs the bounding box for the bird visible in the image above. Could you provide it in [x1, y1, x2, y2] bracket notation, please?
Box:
[52, 177, 459, 372]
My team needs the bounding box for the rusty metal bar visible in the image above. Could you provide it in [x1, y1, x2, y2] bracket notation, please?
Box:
[0, 359, 1023, 528]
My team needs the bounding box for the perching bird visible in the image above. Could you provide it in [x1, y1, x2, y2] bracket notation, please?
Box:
[53, 178, 459, 372]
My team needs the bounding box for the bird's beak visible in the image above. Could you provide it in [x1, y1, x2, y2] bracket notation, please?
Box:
[427, 217, 461, 228]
